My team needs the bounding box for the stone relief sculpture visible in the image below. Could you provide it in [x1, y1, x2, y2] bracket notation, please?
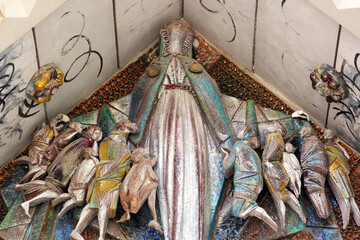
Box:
[262, 123, 306, 231]
[282, 142, 302, 198]
[15, 125, 102, 217]
[70, 120, 137, 240]
[119, 147, 162, 233]
[324, 129, 360, 229]
[0, 20, 358, 240]
[52, 147, 99, 219]
[14, 113, 70, 182]
[300, 125, 330, 219]
[222, 126, 278, 231]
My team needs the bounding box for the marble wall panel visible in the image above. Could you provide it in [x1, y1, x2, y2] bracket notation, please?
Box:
[116, 0, 182, 69]
[0, 31, 45, 167]
[184, 0, 256, 70]
[34, 0, 117, 119]
[254, 0, 338, 125]
[328, 27, 360, 151]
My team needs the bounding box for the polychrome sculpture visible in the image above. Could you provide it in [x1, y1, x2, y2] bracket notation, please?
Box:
[324, 129, 360, 229]
[222, 126, 278, 231]
[1, 20, 356, 240]
[14, 114, 70, 182]
[129, 20, 235, 240]
[52, 147, 100, 219]
[70, 119, 137, 240]
[119, 147, 162, 233]
[282, 142, 302, 198]
[310, 64, 348, 102]
[26, 63, 64, 104]
[300, 125, 330, 219]
[15, 125, 102, 217]
[262, 123, 306, 231]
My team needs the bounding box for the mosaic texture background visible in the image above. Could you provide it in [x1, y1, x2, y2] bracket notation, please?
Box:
[1, 33, 359, 239]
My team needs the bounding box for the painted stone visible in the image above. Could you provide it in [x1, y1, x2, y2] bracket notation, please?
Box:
[26, 64, 64, 104]
[310, 64, 348, 102]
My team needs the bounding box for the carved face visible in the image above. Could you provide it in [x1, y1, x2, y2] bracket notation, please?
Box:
[26, 64, 64, 104]
[324, 129, 336, 142]
[131, 147, 150, 163]
[285, 143, 295, 153]
[160, 20, 194, 56]
[83, 126, 103, 141]
[300, 125, 312, 137]
[310, 64, 347, 102]
[116, 119, 138, 133]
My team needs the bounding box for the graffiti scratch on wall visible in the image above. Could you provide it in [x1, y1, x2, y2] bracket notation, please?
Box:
[199, 0, 236, 42]
[60, 11, 103, 83]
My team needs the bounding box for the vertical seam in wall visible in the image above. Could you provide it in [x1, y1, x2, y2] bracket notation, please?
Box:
[325, 102, 330, 128]
[325, 24, 342, 128]
[32, 28, 40, 69]
[181, 0, 185, 18]
[252, 0, 259, 73]
[112, 0, 120, 69]
[32, 27, 48, 123]
[333, 25, 342, 69]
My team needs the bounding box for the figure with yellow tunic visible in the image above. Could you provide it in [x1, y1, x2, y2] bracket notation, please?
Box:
[70, 119, 138, 240]
[262, 123, 306, 231]
[324, 129, 360, 229]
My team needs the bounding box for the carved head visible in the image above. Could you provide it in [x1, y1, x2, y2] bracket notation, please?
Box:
[83, 147, 98, 158]
[160, 20, 195, 57]
[83, 126, 103, 142]
[131, 147, 150, 163]
[285, 142, 296, 153]
[323, 129, 337, 142]
[310, 64, 347, 102]
[115, 119, 138, 134]
[26, 64, 64, 104]
[236, 126, 260, 149]
[267, 122, 286, 135]
[300, 125, 313, 138]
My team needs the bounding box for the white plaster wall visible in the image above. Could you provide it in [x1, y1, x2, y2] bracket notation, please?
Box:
[0, 0, 183, 166]
[0, 0, 67, 53]
[184, 0, 256, 70]
[328, 27, 360, 151]
[254, 0, 338, 125]
[0, 31, 45, 167]
[2, 0, 360, 162]
[34, 0, 117, 119]
[116, 0, 182, 68]
[183, 0, 340, 125]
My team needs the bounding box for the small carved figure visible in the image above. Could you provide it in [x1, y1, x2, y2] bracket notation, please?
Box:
[26, 63, 64, 103]
[300, 125, 330, 219]
[324, 129, 360, 228]
[223, 126, 278, 231]
[45, 121, 84, 162]
[262, 123, 306, 231]
[70, 119, 138, 240]
[14, 114, 70, 182]
[15, 126, 102, 217]
[282, 143, 302, 198]
[310, 64, 348, 102]
[119, 147, 162, 233]
[52, 147, 99, 219]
